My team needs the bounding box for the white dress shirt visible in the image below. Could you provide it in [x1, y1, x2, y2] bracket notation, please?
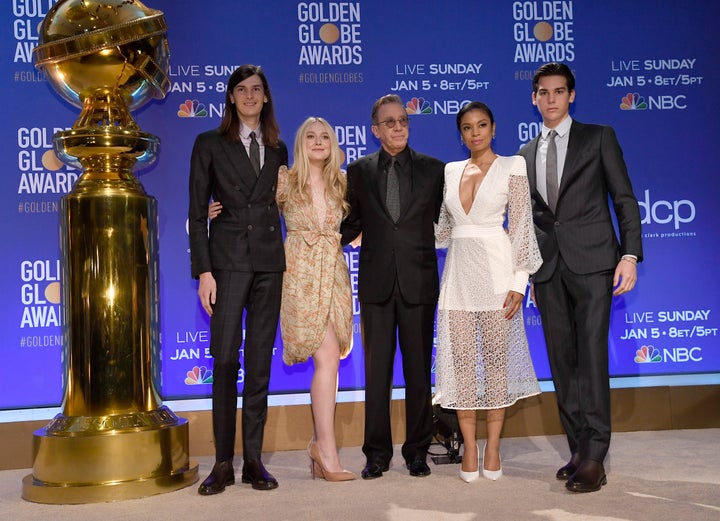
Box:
[535, 115, 572, 206]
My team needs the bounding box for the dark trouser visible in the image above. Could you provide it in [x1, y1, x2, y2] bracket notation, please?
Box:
[209, 270, 282, 462]
[534, 256, 614, 463]
[360, 281, 435, 466]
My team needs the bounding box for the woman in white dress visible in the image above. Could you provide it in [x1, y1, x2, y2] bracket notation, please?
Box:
[434, 101, 543, 482]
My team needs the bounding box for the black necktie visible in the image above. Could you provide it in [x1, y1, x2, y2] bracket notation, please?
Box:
[386, 157, 400, 222]
[249, 131, 261, 177]
[545, 129, 558, 211]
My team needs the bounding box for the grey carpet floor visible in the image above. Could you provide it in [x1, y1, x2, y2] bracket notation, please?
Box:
[2, 429, 719, 520]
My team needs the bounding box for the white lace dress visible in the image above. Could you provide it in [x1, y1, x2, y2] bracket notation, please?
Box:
[434, 155, 543, 410]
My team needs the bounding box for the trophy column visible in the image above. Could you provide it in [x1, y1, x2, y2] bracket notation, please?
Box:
[22, 1, 198, 504]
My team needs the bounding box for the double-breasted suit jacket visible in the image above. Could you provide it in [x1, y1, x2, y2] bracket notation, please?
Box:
[188, 128, 287, 462]
[189, 128, 287, 278]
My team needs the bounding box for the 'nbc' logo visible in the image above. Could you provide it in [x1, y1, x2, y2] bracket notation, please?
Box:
[620, 92, 647, 110]
[634, 345, 661, 363]
[185, 366, 214, 384]
[178, 99, 208, 117]
[406, 97, 432, 115]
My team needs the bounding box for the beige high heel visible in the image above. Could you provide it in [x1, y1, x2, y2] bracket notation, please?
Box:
[307, 439, 356, 482]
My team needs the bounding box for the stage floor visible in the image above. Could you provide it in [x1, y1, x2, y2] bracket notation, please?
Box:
[3, 429, 719, 521]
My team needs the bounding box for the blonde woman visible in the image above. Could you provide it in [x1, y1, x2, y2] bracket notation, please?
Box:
[209, 116, 354, 481]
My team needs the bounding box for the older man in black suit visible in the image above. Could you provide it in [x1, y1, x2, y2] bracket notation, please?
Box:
[188, 65, 286, 494]
[341, 94, 444, 480]
[518, 63, 643, 493]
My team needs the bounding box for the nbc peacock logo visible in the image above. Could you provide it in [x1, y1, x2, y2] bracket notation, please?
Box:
[634, 345, 661, 363]
[185, 365, 214, 384]
[406, 97, 432, 115]
[620, 92, 647, 110]
[178, 99, 209, 117]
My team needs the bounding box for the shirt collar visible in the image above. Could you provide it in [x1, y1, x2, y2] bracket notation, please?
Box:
[543, 116, 572, 139]
[239, 122, 262, 141]
[380, 147, 410, 169]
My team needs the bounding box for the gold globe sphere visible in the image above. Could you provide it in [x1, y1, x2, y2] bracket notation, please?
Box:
[32, 0, 171, 169]
[33, 0, 170, 111]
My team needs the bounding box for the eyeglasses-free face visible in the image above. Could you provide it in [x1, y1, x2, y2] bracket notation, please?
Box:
[229, 74, 267, 122]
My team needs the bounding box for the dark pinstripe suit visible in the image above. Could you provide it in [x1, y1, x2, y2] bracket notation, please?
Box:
[518, 120, 642, 463]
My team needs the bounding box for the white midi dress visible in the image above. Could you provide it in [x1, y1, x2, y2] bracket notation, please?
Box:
[434, 155, 543, 409]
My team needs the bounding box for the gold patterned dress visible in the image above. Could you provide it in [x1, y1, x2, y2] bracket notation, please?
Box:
[277, 166, 353, 365]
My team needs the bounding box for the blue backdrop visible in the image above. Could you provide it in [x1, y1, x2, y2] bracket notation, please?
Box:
[3, 0, 719, 410]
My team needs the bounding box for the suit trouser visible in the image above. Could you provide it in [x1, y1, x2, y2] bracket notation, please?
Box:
[209, 270, 283, 462]
[534, 256, 614, 463]
[360, 281, 435, 465]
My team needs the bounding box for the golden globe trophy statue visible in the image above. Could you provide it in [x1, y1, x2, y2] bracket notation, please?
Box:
[22, 0, 198, 503]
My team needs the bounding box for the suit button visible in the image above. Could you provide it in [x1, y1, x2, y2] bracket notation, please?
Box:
[234, 185, 241, 191]
[269, 226, 275, 231]
[248, 225, 253, 231]
[248, 204, 252, 208]
[554, 221, 560, 227]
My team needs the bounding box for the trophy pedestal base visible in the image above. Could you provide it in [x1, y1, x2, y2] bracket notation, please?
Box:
[21, 409, 199, 504]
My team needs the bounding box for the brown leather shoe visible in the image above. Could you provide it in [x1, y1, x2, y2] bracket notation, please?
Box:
[556, 453, 581, 480]
[565, 459, 607, 493]
[198, 460, 235, 495]
[241, 459, 279, 490]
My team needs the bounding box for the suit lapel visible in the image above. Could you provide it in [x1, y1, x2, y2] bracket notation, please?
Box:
[363, 152, 383, 208]
[219, 138, 255, 193]
[401, 149, 423, 218]
[253, 145, 281, 196]
[559, 120, 583, 198]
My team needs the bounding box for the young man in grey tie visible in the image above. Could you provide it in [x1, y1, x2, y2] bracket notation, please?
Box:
[518, 62, 643, 493]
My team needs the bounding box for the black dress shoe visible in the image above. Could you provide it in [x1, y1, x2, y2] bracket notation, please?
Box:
[556, 453, 581, 480]
[361, 461, 389, 480]
[565, 459, 607, 493]
[241, 459, 279, 490]
[198, 460, 235, 495]
[407, 458, 431, 477]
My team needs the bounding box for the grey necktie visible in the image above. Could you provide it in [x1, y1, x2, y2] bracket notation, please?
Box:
[249, 131, 261, 177]
[545, 129, 558, 212]
[386, 157, 400, 222]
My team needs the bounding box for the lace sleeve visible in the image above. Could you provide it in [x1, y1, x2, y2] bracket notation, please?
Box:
[435, 183, 451, 249]
[507, 157, 543, 294]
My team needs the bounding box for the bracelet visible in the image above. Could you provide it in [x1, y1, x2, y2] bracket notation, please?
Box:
[621, 256, 637, 265]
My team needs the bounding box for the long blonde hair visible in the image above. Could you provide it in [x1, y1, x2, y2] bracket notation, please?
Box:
[280, 117, 349, 217]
